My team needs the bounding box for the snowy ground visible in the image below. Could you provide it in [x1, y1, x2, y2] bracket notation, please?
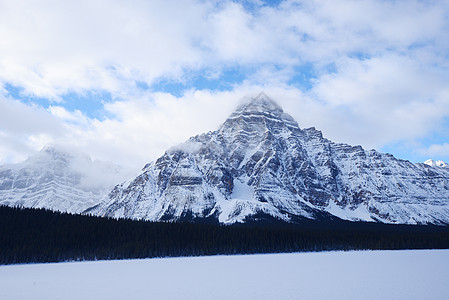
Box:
[1, 250, 448, 300]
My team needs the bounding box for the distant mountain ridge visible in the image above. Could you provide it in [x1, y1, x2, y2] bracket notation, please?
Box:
[88, 93, 449, 225]
[0, 145, 129, 213]
[1, 94, 448, 225]
[424, 159, 449, 168]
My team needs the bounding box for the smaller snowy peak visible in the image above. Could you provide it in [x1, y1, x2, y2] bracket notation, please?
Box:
[424, 159, 449, 168]
[29, 144, 96, 168]
[35, 145, 75, 162]
[0, 144, 133, 214]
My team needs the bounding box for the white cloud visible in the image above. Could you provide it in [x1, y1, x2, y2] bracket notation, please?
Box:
[306, 52, 449, 147]
[0, 0, 449, 166]
[62, 90, 246, 169]
[419, 143, 449, 160]
[2, 0, 447, 98]
[49, 106, 89, 125]
[0, 96, 64, 162]
[1, 81, 448, 169]
[0, 0, 210, 98]
[0, 89, 246, 168]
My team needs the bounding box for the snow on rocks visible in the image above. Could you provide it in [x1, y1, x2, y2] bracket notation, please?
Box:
[90, 94, 449, 225]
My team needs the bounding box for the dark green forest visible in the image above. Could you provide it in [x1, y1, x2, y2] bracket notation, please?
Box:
[1, 205, 448, 265]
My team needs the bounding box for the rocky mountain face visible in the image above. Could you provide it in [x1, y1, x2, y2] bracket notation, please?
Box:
[0, 146, 128, 213]
[89, 93, 449, 225]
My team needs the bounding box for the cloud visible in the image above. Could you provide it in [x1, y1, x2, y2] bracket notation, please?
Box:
[0, 96, 64, 162]
[2, 0, 447, 98]
[419, 143, 449, 160]
[58, 90, 247, 169]
[1, 81, 448, 170]
[0, 0, 448, 166]
[0, 86, 310, 169]
[307, 53, 449, 148]
[0, 0, 210, 98]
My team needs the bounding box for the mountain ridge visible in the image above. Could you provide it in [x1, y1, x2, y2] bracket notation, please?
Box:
[0, 145, 129, 213]
[0, 94, 448, 225]
[424, 159, 449, 168]
[89, 94, 449, 225]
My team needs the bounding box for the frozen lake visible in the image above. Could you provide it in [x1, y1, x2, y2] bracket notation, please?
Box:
[1, 250, 448, 299]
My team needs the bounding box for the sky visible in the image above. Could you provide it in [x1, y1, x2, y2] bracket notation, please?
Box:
[0, 0, 449, 171]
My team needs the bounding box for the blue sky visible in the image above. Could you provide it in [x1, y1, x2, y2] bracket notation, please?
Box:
[0, 0, 449, 169]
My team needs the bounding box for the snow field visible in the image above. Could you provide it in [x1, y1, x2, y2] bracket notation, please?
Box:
[1, 250, 448, 300]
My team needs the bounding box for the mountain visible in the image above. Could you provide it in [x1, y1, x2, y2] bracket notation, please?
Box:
[89, 93, 449, 225]
[424, 159, 449, 168]
[0, 145, 129, 213]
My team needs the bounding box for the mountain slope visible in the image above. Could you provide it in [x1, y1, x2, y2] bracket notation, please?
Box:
[0, 145, 128, 213]
[90, 93, 449, 225]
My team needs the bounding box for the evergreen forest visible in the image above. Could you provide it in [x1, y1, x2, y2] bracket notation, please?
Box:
[1, 205, 448, 265]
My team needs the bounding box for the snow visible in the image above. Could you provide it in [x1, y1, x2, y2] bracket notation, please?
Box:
[217, 177, 277, 224]
[231, 177, 254, 200]
[326, 199, 374, 222]
[0, 250, 448, 300]
[424, 159, 449, 168]
[0, 145, 131, 213]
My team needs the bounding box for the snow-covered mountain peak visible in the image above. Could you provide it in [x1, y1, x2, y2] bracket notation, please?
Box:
[0, 145, 131, 213]
[231, 92, 284, 116]
[220, 93, 300, 139]
[245, 92, 283, 112]
[424, 159, 449, 168]
[90, 94, 449, 225]
[29, 144, 97, 170]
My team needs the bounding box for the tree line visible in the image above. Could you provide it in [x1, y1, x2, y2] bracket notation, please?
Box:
[1, 205, 448, 265]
